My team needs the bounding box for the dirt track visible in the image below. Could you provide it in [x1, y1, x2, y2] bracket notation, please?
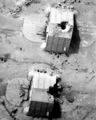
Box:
[0, 0, 96, 120]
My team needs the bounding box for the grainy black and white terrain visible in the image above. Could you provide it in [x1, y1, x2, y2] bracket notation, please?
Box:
[0, 0, 96, 120]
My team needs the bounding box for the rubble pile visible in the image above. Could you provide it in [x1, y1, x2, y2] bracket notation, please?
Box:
[0, 54, 10, 63]
[0, 0, 34, 18]
[63, 0, 81, 4]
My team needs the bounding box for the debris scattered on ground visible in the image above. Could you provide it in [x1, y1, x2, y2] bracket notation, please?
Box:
[0, 0, 96, 120]
[0, 53, 10, 63]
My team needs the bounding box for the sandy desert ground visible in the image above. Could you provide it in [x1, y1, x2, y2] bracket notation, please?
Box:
[0, 0, 96, 120]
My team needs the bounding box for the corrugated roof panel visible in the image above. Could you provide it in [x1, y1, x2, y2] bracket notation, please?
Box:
[44, 74, 51, 89]
[31, 72, 56, 89]
[50, 75, 57, 86]
[32, 72, 39, 88]
[38, 73, 45, 89]
[49, 8, 73, 25]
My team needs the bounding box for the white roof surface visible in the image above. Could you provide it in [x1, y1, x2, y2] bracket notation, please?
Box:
[29, 71, 56, 101]
[49, 8, 73, 25]
[29, 71, 56, 89]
